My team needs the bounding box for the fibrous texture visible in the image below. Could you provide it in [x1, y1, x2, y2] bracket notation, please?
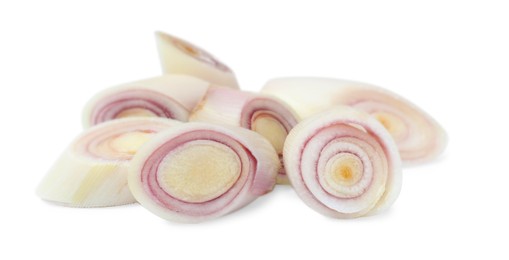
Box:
[155, 31, 239, 88]
[284, 106, 402, 218]
[82, 75, 210, 128]
[262, 77, 447, 164]
[37, 118, 181, 207]
[128, 123, 280, 223]
[189, 87, 300, 183]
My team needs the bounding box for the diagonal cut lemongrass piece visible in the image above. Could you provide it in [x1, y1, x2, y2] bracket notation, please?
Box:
[82, 75, 210, 128]
[189, 87, 300, 184]
[128, 122, 280, 223]
[284, 106, 402, 218]
[36, 118, 181, 207]
[262, 77, 447, 164]
[155, 31, 239, 88]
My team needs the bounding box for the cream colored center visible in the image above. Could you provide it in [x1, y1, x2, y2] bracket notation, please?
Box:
[324, 153, 363, 188]
[181, 44, 199, 56]
[372, 112, 407, 141]
[115, 108, 158, 119]
[251, 115, 287, 154]
[109, 131, 154, 155]
[158, 141, 241, 203]
[173, 38, 201, 58]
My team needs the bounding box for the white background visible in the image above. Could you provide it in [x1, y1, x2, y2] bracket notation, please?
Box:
[1, 0, 508, 259]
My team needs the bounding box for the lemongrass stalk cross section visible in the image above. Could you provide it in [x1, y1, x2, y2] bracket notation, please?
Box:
[262, 77, 447, 164]
[155, 31, 239, 88]
[128, 122, 280, 223]
[36, 118, 181, 207]
[82, 75, 211, 128]
[284, 106, 402, 218]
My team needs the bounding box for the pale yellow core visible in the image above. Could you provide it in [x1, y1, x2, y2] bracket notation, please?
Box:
[109, 131, 154, 155]
[159, 142, 241, 203]
[252, 115, 287, 154]
[182, 44, 199, 56]
[173, 38, 200, 57]
[115, 108, 158, 119]
[325, 154, 363, 187]
[373, 112, 407, 141]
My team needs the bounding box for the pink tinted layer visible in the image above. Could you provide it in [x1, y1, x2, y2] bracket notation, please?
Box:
[140, 130, 257, 217]
[90, 89, 185, 126]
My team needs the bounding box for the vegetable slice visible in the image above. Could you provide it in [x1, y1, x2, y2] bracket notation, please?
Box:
[284, 106, 402, 218]
[262, 77, 447, 164]
[36, 118, 181, 207]
[128, 122, 280, 223]
[82, 75, 210, 128]
[189, 87, 300, 183]
[155, 31, 239, 88]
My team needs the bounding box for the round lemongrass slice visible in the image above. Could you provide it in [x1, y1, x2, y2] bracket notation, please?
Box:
[82, 75, 210, 128]
[155, 31, 239, 88]
[284, 106, 402, 218]
[189, 87, 300, 184]
[36, 118, 181, 207]
[128, 122, 280, 223]
[262, 77, 447, 164]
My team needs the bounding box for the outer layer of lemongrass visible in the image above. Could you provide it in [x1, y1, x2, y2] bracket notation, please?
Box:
[82, 75, 210, 128]
[284, 106, 402, 218]
[262, 77, 447, 164]
[155, 32, 239, 88]
[128, 123, 280, 223]
[189, 87, 300, 184]
[36, 118, 181, 207]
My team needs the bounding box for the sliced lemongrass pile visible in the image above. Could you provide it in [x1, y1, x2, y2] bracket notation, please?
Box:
[156, 31, 239, 88]
[82, 75, 211, 128]
[128, 122, 280, 223]
[189, 87, 300, 184]
[36, 118, 181, 207]
[284, 106, 402, 218]
[37, 31, 454, 221]
[262, 77, 447, 164]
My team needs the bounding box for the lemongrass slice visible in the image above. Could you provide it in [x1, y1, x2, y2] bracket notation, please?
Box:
[189, 87, 300, 184]
[128, 122, 280, 223]
[262, 77, 447, 164]
[155, 31, 239, 88]
[36, 118, 181, 207]
[82, 75, 210, 128]
[284, 106, 402, 218]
